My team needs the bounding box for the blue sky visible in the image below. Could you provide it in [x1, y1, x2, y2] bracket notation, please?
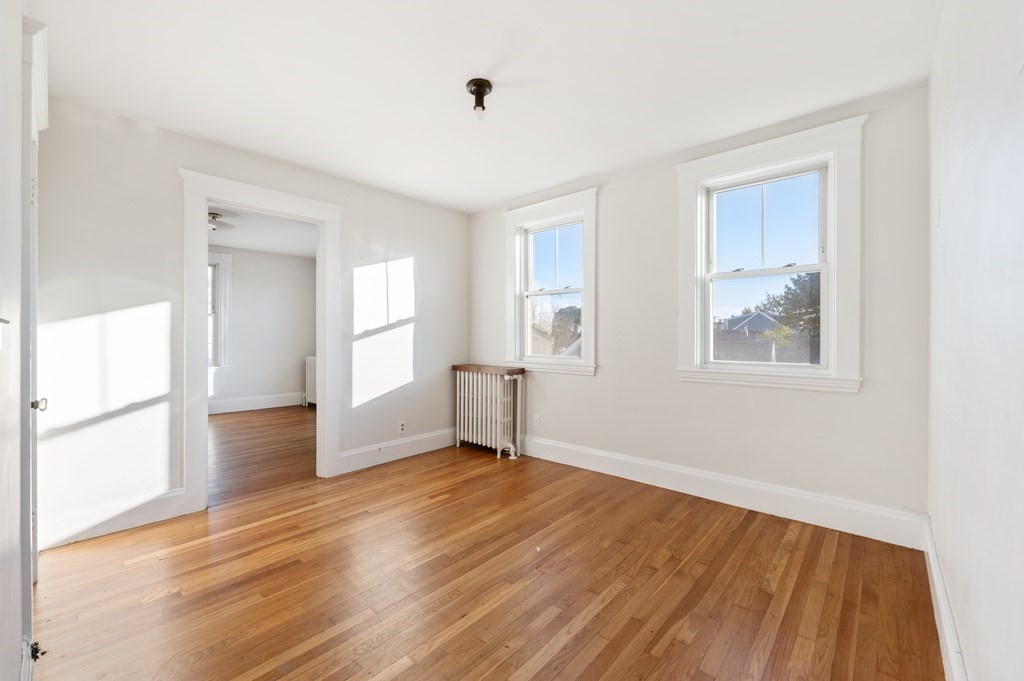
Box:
[713, 172, 820, 320]
[530, 221, 583, 291]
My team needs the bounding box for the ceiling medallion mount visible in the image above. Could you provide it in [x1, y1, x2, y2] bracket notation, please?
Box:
[466, 78, 492, 122]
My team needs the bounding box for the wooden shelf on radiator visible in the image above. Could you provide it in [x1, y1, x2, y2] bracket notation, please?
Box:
[451, 364, 525, 376]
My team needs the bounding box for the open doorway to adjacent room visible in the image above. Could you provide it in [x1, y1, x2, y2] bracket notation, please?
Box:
[205, 205, 319, 506]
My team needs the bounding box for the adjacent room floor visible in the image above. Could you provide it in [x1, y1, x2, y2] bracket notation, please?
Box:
[32, 408, 943, 680]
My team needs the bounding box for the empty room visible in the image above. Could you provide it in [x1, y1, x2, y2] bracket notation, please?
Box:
[1, 1, 1020, 680]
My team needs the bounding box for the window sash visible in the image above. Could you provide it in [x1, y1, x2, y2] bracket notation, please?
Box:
[523, 287, 583, 297]
[707, 166, 827, 275]
[702, 265, 829, 371]
[701, 164, 830, 372]
[521, 293, 584, 359]
[208, 263, 219, 367]
[208, 311, 219, 367]
[521, 224, 586, 359]
[525, 221, 582, 293]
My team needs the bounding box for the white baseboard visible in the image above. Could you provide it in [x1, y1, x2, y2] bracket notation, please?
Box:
[924, 521, 970, 681]
[525, 436, 927, 550]
[208, 392, 304, 415]
[331, 428, 456, 476]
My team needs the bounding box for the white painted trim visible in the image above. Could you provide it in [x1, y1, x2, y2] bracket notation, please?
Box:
[505, 187, 597, 373]
[525, 436, 926, 549]
[22, 17, 48, 138]
[507, 360, 595, 376]
[42, 487, 186, 549]
[20, 639, 31, 681]
[924, 521, 970, 681]
[208, 392, 304, 415]
[677, 116, 864, 391]
[335, 428, 456, 475]
[181, 170, 345, 516]
[677, 368, 861, 393]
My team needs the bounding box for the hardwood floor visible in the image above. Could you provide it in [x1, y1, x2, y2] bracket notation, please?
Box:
[34, 407, 944, 680]
[208, 406, 317, 507]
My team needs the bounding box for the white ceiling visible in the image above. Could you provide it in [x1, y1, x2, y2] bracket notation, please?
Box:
[32, 0, 942, 212]
[207, 204, 318, 258]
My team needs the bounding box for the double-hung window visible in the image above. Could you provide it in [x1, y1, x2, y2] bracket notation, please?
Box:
[677, 117, 864, 393]
[505, 188, 597, 375]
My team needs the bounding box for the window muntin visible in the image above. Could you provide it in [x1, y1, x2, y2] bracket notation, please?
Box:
[524, 221, 584, 359]
[706, 168, 827, 369]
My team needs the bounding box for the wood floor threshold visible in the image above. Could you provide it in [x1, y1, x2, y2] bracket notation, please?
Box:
[33, 406, 944, 680]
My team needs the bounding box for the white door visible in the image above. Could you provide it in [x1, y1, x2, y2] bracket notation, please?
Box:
[17, 15, 48, 669]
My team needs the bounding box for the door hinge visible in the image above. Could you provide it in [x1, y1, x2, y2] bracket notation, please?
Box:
[30, 642, 46, 661]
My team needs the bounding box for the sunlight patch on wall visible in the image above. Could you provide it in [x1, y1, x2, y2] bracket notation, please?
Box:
[38, 402, 171, 548]
[36, 301, 174, 548]
[38, 302, 171, 430]
[352, 257, 415, 407]
[352, 324, 415, 407]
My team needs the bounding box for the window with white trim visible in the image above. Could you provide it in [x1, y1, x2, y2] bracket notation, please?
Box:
[505, 188, 597, 375]
[676, 117, 865, 393]
[207, 251, 231, 369]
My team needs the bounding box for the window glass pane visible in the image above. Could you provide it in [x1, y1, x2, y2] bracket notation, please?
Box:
[353, 262, 388, 334]
[714, 184, 763, 273]
[207, 265, 215, 314]
[527, 292, 582, 358]
[207, 314, 215, 366]
[711, 272, 821, 365]
[556, 222, 583, 288]
[387, 257, 415, 323]
[530, 229, 556, 291]
[765, 171, 820, 267]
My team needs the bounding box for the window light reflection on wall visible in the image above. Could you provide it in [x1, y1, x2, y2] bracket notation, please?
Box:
[352, 257, 415, 407]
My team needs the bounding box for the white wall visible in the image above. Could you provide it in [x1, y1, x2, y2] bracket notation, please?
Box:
[471, 84, 930, 514]
[36, 100, 469, 547]
[208, 246, 315, 413]
[1, 2, 27, 677]
[929, 1, 1024, 678]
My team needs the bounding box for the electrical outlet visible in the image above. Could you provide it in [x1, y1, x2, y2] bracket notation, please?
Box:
[532, 414, 540, 427]
[398, 420, 407, 434]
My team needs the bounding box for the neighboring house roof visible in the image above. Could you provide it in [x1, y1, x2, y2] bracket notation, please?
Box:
[559, 336, 582, 357]
[722, 311, 779, 332]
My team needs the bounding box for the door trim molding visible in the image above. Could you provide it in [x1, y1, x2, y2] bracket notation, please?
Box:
[180, 170, 344, 514]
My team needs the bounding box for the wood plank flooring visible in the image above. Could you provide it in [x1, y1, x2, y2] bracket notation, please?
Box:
[33, 406, 944, 680]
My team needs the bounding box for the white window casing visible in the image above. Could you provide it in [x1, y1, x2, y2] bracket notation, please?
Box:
[208, 251, 232, 372]
[505, 187, 597, 376]
[676, 117, 865, 393]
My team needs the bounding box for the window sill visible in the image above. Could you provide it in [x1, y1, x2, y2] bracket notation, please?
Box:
[507, 361, 596, 376]
[208, 366, 232, 374]
[677, 368, 861, 394]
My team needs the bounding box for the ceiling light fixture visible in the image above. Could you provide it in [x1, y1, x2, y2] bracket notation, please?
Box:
[207, 212, 237, 231]
[466, 78, 492, 122]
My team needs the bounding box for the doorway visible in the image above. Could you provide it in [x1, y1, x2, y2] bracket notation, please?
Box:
[182, 171, 343, 515]
[205, 205, 319, 505]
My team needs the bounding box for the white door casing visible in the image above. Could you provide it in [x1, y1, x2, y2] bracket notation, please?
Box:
[180, 171, 344, 504]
